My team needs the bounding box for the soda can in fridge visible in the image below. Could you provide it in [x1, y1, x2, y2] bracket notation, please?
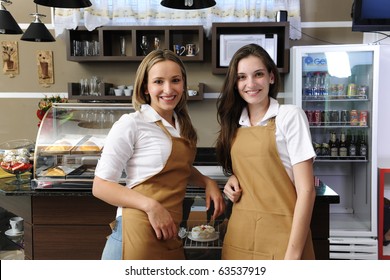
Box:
[359, 111, 368, 126]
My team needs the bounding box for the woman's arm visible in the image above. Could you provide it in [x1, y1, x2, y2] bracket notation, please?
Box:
[92, 176, 177, 240]
[187, 167, 225, 220]
[223, 174, 242, 203]
[284, 158, 316, 260]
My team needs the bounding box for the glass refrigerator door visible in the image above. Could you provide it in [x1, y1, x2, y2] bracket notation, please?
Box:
[300, 50, 373, 236]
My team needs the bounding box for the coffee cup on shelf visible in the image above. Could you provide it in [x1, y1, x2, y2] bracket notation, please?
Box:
[188, 90, 198, 96]
[185, 44, 199, 56]
[10, 216, 23, 233]
[173, 45, 186, 56]
[124, 89, 132, 96]
[114, 89, 123, 96]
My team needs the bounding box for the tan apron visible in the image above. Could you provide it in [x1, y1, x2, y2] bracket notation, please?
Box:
[222, 118, 315, 260]
[122, 121, 196, 260]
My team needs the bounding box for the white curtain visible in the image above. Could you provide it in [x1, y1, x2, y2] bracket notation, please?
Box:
[54, 0, 302, 39]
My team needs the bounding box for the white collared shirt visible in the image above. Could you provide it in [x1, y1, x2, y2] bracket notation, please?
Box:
[95, 105, 181, 217]
[238, 98, 315, 182]
[96, 104, 180, 187]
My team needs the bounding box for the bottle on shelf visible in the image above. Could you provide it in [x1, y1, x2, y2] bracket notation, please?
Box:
[347, 74, 357, 98]
[321, 143, 330, 157]
[313, 72, 321, 96]
[303, 72, 313, 96]
[358, 131, 368, 158]
[339, 131, 348, 158]
[323, 73, 331, 96]
[329, 131, 339, 158]
[348, 132, 357, 158]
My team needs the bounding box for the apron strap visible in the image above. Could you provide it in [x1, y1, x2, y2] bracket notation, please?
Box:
[155, 120, 173, 139]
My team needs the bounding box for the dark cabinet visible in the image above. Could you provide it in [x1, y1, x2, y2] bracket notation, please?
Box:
[66, 25, 204, 62]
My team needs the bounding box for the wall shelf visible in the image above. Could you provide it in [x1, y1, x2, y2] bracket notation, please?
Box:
[66, 26, 204, 62]
[211, 22, 290, 74]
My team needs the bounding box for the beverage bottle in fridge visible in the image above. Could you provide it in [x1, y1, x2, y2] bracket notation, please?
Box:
[329, 131, 338, 157]
[339, 131, 348, 158]
[319, 73, 325, 95]
[313, 72, 321, 96]
[303, 72, 313, 96]
[323, 73, 331, 96]
[358, 131, 368, 158]
[348, 132, 357, 159]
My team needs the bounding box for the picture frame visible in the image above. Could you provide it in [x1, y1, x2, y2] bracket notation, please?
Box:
[2, 41, 19, 76]
[219, 34, 265, 67]
[37, 50, 54, 85]
[219, 34, 278, 67]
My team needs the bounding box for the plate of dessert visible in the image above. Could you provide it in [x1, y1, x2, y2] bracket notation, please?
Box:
[187, 225, 219, 242]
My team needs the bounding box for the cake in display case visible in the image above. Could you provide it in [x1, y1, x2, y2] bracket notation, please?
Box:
[32, 103, 134, 189]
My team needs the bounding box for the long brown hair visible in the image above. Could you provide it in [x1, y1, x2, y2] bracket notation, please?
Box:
[215, 44, 281, 175]
[132, 49, 197, 146]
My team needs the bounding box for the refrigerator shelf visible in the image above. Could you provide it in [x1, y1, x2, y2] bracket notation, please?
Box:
[315, 158, 367, 162]
[302, 96, 368, 102]
[309, 125, 368, 128]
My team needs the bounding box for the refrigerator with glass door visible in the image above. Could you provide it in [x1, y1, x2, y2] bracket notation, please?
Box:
[285, 44, 390, 259]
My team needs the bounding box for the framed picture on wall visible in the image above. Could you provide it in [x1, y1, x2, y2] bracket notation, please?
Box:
[2, 41, 19, 76]
[37, 50, 54, 85]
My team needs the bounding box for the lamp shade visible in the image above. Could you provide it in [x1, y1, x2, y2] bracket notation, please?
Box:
[0, 9, 23, 34]
[161, 0, 216, 10]
[21, 18, 55, 42]
[33, 0, 92, 8]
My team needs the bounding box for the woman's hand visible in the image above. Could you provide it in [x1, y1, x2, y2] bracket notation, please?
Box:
[144, 199, 177, 240]
[93, 176, 177, 240]
[223, 174, 242, 203]
[205, 179, 226, 220]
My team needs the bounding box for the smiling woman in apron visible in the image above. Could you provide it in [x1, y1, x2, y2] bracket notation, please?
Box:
[216, 44, 316, 260]
[93, 49, 225, 260]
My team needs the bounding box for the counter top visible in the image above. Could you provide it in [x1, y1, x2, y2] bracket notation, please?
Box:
[0, 175, 340, 204]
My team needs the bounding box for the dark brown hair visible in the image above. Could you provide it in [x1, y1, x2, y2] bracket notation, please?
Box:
[215, 44, 280, 175]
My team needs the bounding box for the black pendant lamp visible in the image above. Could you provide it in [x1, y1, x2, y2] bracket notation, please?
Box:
[33, 0, 92, 8]
[0, 0, 23, 34]
[21, 5, 55, 42]
[161, 0, 216, 10]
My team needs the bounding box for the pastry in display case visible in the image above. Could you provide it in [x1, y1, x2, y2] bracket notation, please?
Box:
[32, 103, 134, 189]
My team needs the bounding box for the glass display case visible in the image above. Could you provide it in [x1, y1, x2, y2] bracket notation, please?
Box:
[32, 103, 134, 190]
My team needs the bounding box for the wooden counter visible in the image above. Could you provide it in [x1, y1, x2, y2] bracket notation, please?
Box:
[0, 178, 339, 260]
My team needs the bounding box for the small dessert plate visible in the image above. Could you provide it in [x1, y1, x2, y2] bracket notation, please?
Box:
[5, 229, 24, 237]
